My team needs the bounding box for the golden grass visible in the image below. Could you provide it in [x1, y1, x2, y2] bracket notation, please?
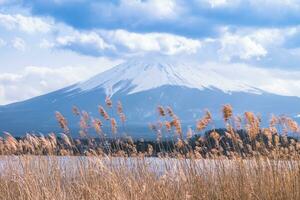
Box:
[1, 101, 300, 159]
[0, 156, 300, 200]
[2, 99, 300, 199]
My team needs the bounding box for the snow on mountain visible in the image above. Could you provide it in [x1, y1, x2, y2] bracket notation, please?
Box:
[73, 57, 262, 96]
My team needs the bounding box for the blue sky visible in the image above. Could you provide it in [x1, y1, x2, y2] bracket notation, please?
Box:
[1, 0, 300, 104]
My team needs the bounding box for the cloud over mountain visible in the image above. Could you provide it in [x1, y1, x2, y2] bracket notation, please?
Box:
[1, 0, 300, 104]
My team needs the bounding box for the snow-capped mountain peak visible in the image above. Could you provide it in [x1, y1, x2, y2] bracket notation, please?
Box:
[3, 57, 300, 136]
[73, 57, 261, 95]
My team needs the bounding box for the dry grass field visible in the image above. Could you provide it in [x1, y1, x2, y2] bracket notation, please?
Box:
[1, 99, 300, 199]
[0, 156, 300, 200]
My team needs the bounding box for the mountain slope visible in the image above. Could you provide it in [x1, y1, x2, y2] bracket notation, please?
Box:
[1, 58, 300, 138]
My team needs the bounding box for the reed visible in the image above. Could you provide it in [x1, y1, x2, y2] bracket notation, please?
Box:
[0, 156, 299, 200]
[1, 100, 300, 199]
[0, 101, 300, 159]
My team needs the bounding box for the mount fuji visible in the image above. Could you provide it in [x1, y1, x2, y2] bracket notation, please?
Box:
[1, 57, 300, 138]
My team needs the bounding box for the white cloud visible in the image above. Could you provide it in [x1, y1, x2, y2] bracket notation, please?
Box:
[0, 65, 117, 105]
[202, 0, 300, 9]
[211, 27, 300, 61]
[39, 39, 55, 49]
[40, 21, 300, 63]
[0, 38, 6, 47]
[206, 0, 235, 7]
[217, 32, 267, 61]
[233, 27, 297, 49]
[105, 29, 201, 55]
[248, 0, 300, 9]
[119, 0, 179, 19]
[247, 29, 285, 46]
[51, 29, 202, 56]
[49, 26, 296, 60]
[55, 31, 115, 56]
[0, 13, 52, 33]
[204, 62, 300, 97]
[11, 37, 26, 51]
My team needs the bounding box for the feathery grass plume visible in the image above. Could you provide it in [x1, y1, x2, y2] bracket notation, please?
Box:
[39, 134, 52, 154]
[80, 111, 90, 133]
[48, 133, 57, 149]
[39, 134, 47, 146]
[110, 118, 117, 134]
[166, 106, 174, 117]
[222, 104, 233, 122]
[55, 111, 69, 134]
[7, 99, 300, 158]
[3, 132, 18, 153]
[79, 116, 89, 130]
[117, 101, 123, 114]
[92, 118, 103, 135]
[72, 106, 80, 116]
[25, 133, 38, 151]
[279, 116, 289, 135]
[157, 105, 166, 117]
[270, 114, 279, 127]
[175, 138, 184, 148]
[0, 137, 3, 153]
[16, 140, 24, 153]
[296, 142, 300, 151]
[117, 101, 126, 123]
[105, 96, 113, 108]
[245, 111, 255, 124]
[274, 134, 280, 147]
[196, 110, 212, 131]
[234, 115, 242, 129]
[205, 109, 212, 121]
[194, 146, 203, 159]
[210, 131, 220, 141]
[172, 115, 182, 137]
[60, 133, 73, 148]
[269, 114, 279, 134]
[98, 106, 110, 120]
[165, 121, 172, 132]
[226, 124, 240, 144]
[196, 119, 207, 131]
[148, 122, 163, 143]
[262, 128, 273, 142]
[119, 113, 126, 124]
[286, 118, 299, 133]
[82, 111, 90, 123]
[147, 144, 153, 156]
[245, 111, 260, 141]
